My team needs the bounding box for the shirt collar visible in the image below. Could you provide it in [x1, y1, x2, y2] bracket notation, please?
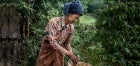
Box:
[61, 16, 66, 27]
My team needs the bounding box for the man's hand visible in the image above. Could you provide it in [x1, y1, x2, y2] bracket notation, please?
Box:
[50, 43, 79, 65]
[67, 53, 79, 65]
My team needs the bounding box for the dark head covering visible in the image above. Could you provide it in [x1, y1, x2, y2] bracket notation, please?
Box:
[63, 0, 83, 16]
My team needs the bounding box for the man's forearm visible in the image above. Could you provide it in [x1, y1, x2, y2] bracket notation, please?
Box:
[55, 43, 72, 55]
[65, 43, 72, 53]
[52, 40, 72, 55]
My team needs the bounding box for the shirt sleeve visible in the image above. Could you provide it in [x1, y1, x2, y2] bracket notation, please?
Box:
[45, 19, 70, 55]
[64, 24, 74, 52]
[64, 34, 73, 52]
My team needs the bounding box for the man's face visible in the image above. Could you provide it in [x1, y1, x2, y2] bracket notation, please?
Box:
[68, 14, 80, 24]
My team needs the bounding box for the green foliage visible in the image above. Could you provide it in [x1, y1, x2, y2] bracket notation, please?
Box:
[0, 0, 97, 66]
[95, 1, 140, 65]
[20, 0, 63, 66]
[71, 23, 103, 65]
[87, 0, 105, 14]
[79, 15, 96, 25]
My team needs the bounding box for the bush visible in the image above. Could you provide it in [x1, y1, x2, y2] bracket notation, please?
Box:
[95, 1, 140, 65]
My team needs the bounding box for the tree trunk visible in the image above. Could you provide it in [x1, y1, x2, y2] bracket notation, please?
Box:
[0, 5, 25, 66]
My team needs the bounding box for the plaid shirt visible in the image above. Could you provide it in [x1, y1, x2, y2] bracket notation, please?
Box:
[45, 16, 74, 54]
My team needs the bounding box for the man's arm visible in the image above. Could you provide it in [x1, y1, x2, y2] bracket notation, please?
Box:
[64, 33, 73, 53]
[65, 43, 72, 52]
[63, 26, 79, 65]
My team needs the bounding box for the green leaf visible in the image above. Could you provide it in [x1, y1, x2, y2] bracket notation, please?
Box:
[125, 48, 130, 53]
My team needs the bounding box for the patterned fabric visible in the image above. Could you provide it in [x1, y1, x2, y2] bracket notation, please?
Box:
[46, 16, 74, 45]
[36, 16, 74, 66]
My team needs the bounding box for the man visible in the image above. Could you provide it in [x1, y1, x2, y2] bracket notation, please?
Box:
[36, 0, 83, 66]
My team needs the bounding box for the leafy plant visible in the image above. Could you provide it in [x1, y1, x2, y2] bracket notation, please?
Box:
[95, 1, 140, 65]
